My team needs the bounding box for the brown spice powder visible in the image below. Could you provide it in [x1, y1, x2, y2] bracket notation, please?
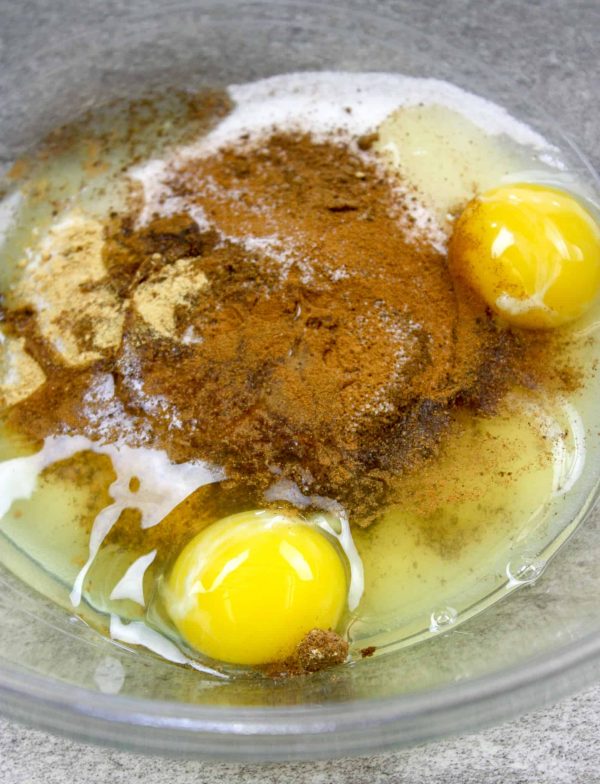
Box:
[3, 130, 571, 525]
[263, 628, 349, 678]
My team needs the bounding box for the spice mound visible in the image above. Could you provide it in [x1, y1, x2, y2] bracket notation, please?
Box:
[6, 132, 539, 523]
[263, 628, 349, 678]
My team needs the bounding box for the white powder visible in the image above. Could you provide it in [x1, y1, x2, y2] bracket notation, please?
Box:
[234, 233, 313, 282]
[133, 72, 557, 256]
[181, 325, 203, 345]
[116, 341, 183, 429]
[80, 372, 154, 445]
[187, 72, 555, 156]
[132, 162, 212, 230]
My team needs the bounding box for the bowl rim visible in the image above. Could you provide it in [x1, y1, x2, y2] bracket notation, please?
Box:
[1, 0, 600, 761]
[2, 626, 600, 759]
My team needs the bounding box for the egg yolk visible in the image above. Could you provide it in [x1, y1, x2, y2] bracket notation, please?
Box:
[164, 510, 348, 666]
[449, 183, 600, 328]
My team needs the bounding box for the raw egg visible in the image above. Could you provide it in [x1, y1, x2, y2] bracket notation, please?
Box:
[449, 184, 600, 328]
[164, 509, 348, 666]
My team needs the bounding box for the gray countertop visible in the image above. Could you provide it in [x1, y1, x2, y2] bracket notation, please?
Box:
[1, 0, 600, 780]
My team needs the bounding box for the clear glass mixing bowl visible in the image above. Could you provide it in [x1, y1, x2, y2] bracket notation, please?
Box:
[1, 0, 600, 761]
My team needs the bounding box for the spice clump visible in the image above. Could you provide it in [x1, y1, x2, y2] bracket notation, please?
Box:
[263, 628, 349, 678]
[3, 129, 557, 523]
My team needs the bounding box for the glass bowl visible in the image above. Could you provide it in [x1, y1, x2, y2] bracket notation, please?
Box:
[1, 0, 600, 762]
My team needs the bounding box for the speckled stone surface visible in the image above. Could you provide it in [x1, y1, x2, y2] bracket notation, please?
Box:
[1, 0, 600, 780]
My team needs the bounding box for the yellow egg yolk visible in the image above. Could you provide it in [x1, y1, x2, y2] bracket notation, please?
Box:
[449, 183, 600, 328]
[164, 510, 348, 666]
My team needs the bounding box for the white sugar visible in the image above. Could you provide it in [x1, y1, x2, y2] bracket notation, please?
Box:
[186, 72, 555, 156]
[133, 72, 556, 257]
[81, 372, 151, 444]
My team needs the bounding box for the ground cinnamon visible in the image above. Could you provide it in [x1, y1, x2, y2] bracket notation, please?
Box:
[263, 628, 349, 678]
[4, 128, 568, 526]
